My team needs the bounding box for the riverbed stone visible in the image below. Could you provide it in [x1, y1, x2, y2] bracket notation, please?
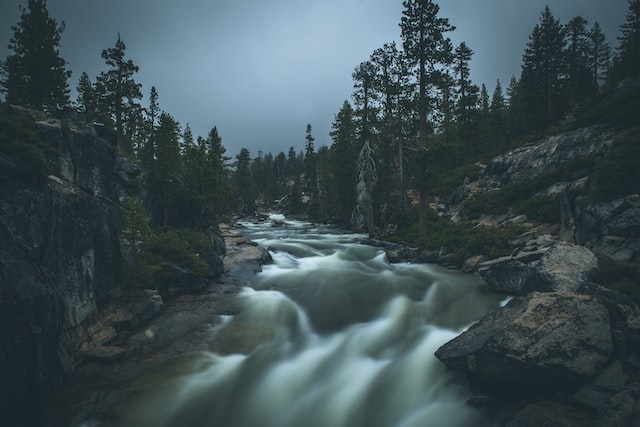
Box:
[477, 257, 534, 294]
[435, 291, 613, 387]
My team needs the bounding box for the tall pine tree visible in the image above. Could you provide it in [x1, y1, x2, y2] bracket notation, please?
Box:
[612, 0, 640, 81]
[520, 6, 566, 132]
[1, 0, 71, 112]
[400, 0, 455, 238]
[96, 34, 142, 153]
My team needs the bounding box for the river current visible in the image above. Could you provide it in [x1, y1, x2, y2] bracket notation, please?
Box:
[122, 214, 503, 427]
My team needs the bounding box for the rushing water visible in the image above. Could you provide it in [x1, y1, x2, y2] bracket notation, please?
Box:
[122, 214, 503, 427]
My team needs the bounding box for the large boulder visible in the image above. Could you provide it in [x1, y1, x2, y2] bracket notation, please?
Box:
[435, 292, 613, 387]
[478, 240, 598, 294]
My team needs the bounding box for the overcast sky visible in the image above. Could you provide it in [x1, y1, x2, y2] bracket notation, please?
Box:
[0, 0, 630, 157]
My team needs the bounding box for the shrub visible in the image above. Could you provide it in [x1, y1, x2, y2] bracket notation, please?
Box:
[134, 227, 212, 290]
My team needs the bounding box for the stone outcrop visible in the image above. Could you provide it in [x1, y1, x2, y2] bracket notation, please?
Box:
[436, 282, 640, 426]
[472, 125, 615, 192]
[0, 106, 228, 426]
[436, 291, 613, 387]
[1, 106, 125, 425]
[563, 184, 640, 263]
[476, 236, 599, 294]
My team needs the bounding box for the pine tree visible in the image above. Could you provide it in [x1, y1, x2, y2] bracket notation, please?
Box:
[612, 0, 640, 80]
[121, 196, 151, 290]
[400, 0, 455, 238]
[454, 42, 479, 168]
[286, 146, 298, 177]
[489, 80, 508, 151]
[370, 42, 414, 219]
[330, 100, 358, 224]
[520, 6, 566, 131]
[352, 61, 378, 148]
[588, 22, 611, 92]
[564, 16, 593, 104]
[234, 148, 255, 214]
[206, 126, 229, 216]
[303, 124, 321, 218]
[154, 112, 181, 225]
[139, 86, 158, 168]
[75, 72, 98, 118]
[1, 0, 71, 112]
[96, 34, 142, 153]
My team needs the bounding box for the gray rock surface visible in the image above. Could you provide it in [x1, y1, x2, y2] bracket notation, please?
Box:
[435, 291, 613, 387]
[478, 239, 599, 294]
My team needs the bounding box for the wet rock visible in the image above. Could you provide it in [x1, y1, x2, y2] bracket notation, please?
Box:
[435, 292, 613, 387]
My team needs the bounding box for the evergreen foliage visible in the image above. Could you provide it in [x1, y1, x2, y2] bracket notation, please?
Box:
[0, 106, 52, 186]
[4, 0, 635, 274]
[0, 0, 71, 112]
[612, 0, 640, 80]
[400, 0, 455, 238]
[121, 197, 151, 289]
[95, 34, 142, 153]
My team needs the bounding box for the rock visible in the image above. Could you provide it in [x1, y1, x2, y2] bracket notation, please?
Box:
[530, 242, 599, 292]
[563, 186, 640, 263]
[462, 255, 488, 273]
[1, 107, 121, 425]
[574, 361, 640, 427]
[83, 345, 127, 362]
[384, 243, 418, 263]
[478, 257, 534, 294]
[480, 125, 614, 187]
[103, 290, 164, 330]
[576, 282, 640, 357]
[435, 292, 613, 387]
[506, 400, 593, 427]
[478, 242, 598, 294]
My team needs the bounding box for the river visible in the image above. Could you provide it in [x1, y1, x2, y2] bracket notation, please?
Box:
[120, 214, 504, 427]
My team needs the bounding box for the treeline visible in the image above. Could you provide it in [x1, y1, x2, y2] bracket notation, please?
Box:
[248, 1, 640, 237]
[0, 0, 240, 223]
[2, 0, 640, 240]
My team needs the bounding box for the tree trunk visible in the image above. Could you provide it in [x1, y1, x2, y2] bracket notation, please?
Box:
[418, 56, 428, 240]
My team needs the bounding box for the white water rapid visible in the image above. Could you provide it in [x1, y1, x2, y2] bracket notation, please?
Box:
[123, 215, 503, 427]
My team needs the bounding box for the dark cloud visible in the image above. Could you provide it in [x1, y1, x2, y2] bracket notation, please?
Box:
[0, 0, 628, 156]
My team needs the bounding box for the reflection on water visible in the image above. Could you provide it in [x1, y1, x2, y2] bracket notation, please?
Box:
[120, 214, 502, 427]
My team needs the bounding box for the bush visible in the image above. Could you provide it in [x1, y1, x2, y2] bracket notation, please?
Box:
[388, 207, 525, 267]
[517, 194, 561, 224]
[134, 227, 212, 290]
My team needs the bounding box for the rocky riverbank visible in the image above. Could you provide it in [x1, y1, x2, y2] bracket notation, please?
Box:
[40, 222, 272, 427]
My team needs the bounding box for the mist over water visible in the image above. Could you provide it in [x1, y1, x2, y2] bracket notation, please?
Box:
[123, 215, 503, 427]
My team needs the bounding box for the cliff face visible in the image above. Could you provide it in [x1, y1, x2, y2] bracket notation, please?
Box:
[0, 106, 122, 425]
